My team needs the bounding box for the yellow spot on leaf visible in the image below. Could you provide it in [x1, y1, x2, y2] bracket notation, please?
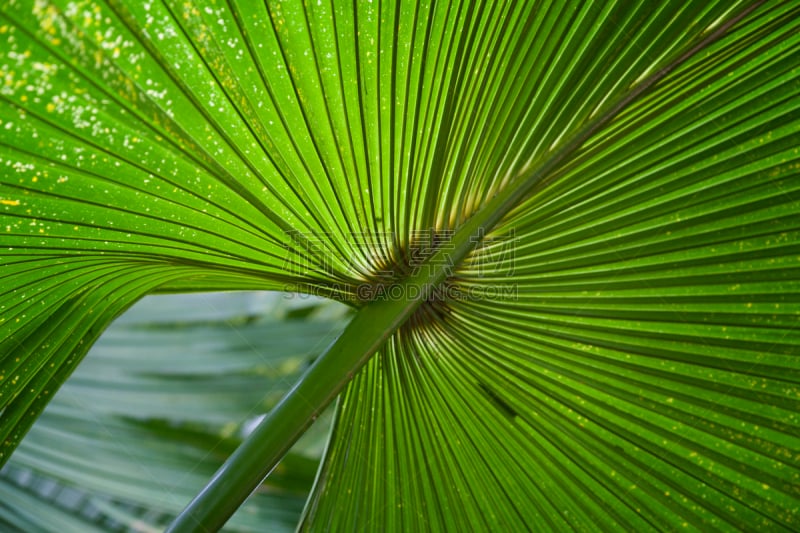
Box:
[1, 199, 20, 206]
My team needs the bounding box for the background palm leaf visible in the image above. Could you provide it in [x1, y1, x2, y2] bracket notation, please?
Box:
[2, 292, 348, 531]
[1, 0, 798, 531]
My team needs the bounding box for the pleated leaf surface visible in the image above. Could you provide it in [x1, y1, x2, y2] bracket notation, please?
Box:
[0, 0, 798, 531]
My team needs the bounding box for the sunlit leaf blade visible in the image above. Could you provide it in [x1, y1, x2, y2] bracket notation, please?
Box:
[1, 292, 348, 532]
[1, 0, 798, 530]
[0, 0, 366, 461]
[302, 2, 800, 531]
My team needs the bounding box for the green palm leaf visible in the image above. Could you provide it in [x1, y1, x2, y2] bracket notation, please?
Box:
[1, 0, 798, 531]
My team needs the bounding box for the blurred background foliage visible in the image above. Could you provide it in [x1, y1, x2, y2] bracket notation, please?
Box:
[0, 292, 350, 532]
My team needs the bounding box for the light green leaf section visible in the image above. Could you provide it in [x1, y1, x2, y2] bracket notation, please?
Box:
[0, 0, 798, 531]
[1, 292, 349, 532]
[303, 2, 800, 531]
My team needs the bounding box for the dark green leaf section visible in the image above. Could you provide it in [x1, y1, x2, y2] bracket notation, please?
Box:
[2, 292, 348, 532]
[302, 2, 800, 531]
